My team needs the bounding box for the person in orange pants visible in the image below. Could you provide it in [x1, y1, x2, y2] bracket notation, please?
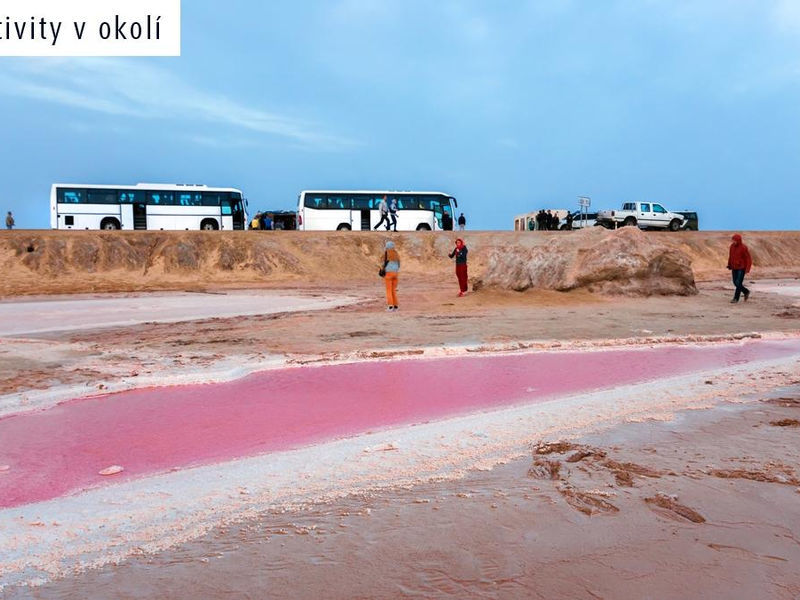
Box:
[382, 240, 400, 311]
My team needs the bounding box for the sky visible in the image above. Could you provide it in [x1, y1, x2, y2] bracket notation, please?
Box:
[1, 0, 799, 230]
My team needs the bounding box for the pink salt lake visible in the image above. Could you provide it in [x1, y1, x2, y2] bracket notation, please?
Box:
[1, 340, 798, 509]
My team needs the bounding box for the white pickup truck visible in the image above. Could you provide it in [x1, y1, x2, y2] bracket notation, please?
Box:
[596, 202, 685, 231]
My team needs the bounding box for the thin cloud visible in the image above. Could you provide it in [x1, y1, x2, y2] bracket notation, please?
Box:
[0, 59, 359, 149]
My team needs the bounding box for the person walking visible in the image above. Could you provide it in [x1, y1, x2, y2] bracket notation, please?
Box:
[457, 213, 466, 230]
[448, 238, 469, 297]
[5, 211, 14, 230]
[727, 233, 752, 303]
[374, 196, 391, 231]
[382, 240, 400, 311]
[389, 197, 399, 232]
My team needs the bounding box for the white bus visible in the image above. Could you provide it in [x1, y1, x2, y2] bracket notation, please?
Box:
[297, 190, 458, 231]
[50, 183, 248, 231]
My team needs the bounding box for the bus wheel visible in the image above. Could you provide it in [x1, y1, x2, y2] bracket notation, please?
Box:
[416, 224, 431, 231]
[200, 219, 219, 231]
[100, 218, 121, 230]
[336, 223, 351, 231]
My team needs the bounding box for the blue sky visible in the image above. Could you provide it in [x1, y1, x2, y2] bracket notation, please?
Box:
[1, 0, 799, 230]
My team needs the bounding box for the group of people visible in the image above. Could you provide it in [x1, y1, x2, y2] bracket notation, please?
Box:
[441, 212, 467, 231]
[380, 237, 469, 311]
[374, 196, 398, 231]
[249, 212, 273, 230]
[529, 210, 562, 231]
[5, 211, 13, 229]
[373, 195, 467, 232]
[379, 232, 754, 310]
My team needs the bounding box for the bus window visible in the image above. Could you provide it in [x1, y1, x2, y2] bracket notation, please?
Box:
[221, 194, 243, 216]
[118, 191, 144, 203]
[86, 190, 118, 204]
[58, 189, 84, 203]
[148, 192, 175, 205]
[328, 196, 349, 209]
[201, 192, 221, 206]
[351, 195, 371, 209]
[304, 195, 328, 209]
[177, 192, 203, 206]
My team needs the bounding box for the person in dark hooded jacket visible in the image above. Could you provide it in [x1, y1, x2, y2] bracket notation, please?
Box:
[727, 233, 752, 303]
[448, 238, 469, 296]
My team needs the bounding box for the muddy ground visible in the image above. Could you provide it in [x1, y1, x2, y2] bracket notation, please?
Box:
[11, 395, 800, 600]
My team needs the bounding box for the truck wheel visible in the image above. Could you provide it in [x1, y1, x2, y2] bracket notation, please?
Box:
[623, 217, 637, 227]
[669, 219, 681, 232]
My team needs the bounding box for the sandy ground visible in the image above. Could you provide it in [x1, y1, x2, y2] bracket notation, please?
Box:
[1, 278, 799, 405]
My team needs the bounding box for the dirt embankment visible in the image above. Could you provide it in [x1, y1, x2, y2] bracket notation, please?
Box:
[1, 229, 798, 297]
[475, 227, 698, 296]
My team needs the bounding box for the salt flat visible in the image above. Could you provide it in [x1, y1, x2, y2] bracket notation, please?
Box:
[0, 291, 358, 336]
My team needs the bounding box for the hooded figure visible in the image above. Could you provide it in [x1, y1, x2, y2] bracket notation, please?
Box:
[727, 234, 752, 303]
[448, 238, 469, 296]
[383, 240, 400, 311]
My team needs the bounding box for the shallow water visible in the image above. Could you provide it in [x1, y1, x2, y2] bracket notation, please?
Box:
[2, 339, 799, 508]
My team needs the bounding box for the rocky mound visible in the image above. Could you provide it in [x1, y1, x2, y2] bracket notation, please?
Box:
[474, 227, 697, 296]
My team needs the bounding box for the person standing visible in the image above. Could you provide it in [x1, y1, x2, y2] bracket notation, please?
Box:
[5, 211, 14, 230]
[374, 196, 391, 231]
[448, 238, 469, 297]
[727, 233, 752, 303]
[441, 210, 453, 231]
[458, 213, 466, 230]
[389, 197, 399, 232]
[382, 240, 400, 311]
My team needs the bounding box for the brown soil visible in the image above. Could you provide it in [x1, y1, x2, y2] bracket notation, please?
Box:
[3, 278, 798, 399]
[2, 229, 800, 297]
[711, 467, 800, 486]
[770, 419, 800, 427]
[644, 494, 706, 523]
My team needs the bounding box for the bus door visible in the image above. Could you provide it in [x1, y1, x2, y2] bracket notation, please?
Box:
[133, 202, 147, 230]
[221, 197, 245, 230]
[350, 196, 370, 231]
[119, 203, 134, 229]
